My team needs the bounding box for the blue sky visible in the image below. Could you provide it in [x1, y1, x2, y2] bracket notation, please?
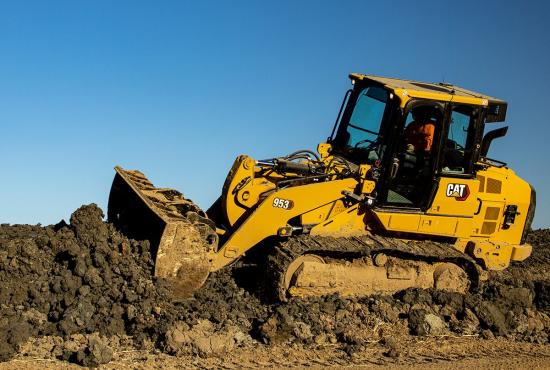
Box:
[1, 1, 548, 228]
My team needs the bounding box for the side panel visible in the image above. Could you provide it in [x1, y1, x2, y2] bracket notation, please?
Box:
[456, 167, 532, 270]
[372, 211, 473, 238]
[372, 177, 479, 237]
[426, 177, 480, 217]
[472, 167, 532, 245]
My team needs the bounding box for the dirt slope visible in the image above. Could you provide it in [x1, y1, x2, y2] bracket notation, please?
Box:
[1, 204, 549, 368]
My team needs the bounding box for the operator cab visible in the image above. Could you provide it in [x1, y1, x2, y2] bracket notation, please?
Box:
[330, 74, 508, 211]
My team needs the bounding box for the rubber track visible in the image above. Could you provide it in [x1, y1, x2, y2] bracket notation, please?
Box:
[265, 234, 481, 301]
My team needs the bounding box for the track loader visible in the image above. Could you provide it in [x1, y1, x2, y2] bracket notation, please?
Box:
[108, 74, 536, 301]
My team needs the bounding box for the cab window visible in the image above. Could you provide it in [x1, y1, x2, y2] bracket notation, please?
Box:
[333, 85, 389, 164]
[346, 86, 388, 148]
[442, 106, 477, 175]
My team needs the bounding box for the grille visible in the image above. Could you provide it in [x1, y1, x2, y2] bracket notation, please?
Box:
[484, 207, 501, 221]
[478, 175, 485, 193]
[486, 178, 502, 194]
[481, 221, 497, 234]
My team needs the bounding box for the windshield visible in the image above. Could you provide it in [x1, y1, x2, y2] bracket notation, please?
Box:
[333, 85, 389, 163]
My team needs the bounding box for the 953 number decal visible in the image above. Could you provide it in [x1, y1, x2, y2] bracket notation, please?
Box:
[272, 197, 294, 210]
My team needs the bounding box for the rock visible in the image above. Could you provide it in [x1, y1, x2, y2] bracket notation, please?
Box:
[408, 309, 446, 336]
[293, 321, 313, 341]
[75, 333, 113, 367]
[499, 287, 533, 309]
[314, 333, 327, 345]
[457, 308, 480, 335]
[165, 322, 189, 348]
[328, 333, 338, 344]
[424, 314, 446, 335]
[473, 301, 508, 336]
[21, 308, 48, 326]
[165, 320, 249, 357]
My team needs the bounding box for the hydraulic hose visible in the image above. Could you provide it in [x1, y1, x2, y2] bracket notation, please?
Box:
[285, 150, 321, 161]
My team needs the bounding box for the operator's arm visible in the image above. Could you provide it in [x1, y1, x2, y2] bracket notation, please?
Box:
[422, 122, 435, 151]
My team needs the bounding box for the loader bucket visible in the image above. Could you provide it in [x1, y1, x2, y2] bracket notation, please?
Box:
[108, 166, 218, 300]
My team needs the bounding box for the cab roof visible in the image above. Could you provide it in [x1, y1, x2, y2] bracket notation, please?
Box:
[350, 73, 507, 122]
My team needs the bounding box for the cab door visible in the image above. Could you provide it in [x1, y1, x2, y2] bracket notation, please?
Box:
[427, 104, 482, 214]
[374, 103, 483, 238]
[378, 100, 445, 210]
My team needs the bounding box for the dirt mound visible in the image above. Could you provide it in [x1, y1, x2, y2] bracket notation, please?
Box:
[0, 205, 175, 364]
[1, 205, 549, 366]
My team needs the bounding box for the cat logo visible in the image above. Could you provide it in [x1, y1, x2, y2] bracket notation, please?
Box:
[446, 183, 470, 201]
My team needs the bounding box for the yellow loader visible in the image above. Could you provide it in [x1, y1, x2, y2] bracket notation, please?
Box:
[108, 74, 536, 301]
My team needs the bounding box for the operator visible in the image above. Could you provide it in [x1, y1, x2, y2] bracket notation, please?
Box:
[404, 108, 435, 152]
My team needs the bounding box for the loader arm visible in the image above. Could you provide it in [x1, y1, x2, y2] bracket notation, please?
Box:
[210, 177, 358, 270]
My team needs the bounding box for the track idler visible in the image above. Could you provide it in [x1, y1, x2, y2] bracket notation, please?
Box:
[108, 166, 218, 300]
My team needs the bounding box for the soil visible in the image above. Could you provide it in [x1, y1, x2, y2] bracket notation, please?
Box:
[1, 204, 549, 368]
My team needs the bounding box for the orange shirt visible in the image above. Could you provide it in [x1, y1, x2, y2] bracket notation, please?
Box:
[405, 120, 435, 151]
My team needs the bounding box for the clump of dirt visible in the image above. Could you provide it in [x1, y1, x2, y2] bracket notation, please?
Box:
[164, 319, 251, 357]
[1, 205, 549, 366]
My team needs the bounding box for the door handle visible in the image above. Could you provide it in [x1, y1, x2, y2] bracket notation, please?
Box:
[474, 198, 482, 215]
[390, 158, 400, 180]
